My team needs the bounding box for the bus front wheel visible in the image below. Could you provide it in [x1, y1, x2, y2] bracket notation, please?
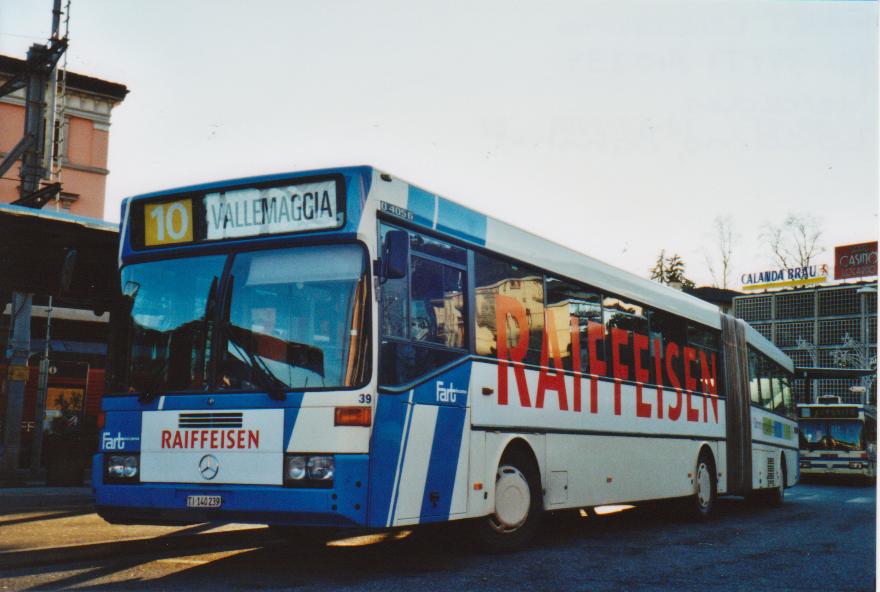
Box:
[472, 450, 543, 551]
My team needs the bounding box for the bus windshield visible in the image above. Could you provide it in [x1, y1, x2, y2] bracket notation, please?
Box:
[110, 244, 370, 394]
[220, 244, 370, 390]
[114, 255, 226, 394]
[799, 419, 864, 451]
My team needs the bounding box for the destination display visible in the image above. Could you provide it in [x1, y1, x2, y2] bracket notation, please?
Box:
[136, 176, 344, 248]
[799, 406, 860, 419]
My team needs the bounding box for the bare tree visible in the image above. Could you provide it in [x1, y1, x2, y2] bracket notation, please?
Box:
[759, 213, 825, 269]
[704, 215, 737, 289]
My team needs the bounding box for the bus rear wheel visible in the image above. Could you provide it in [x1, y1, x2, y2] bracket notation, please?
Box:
[472, 451, 543, 551]
[690, 449, 717, 521]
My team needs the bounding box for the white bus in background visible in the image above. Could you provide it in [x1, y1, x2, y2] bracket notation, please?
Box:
[95, 166, 798, 550]
[798, 397, 876, 481]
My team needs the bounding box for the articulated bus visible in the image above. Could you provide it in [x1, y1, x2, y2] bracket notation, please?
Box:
[798, 398, 876, 481]
[95, 166, 798, 548]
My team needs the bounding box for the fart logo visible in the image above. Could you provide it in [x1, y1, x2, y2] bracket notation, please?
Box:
[436, 381, 466, 404]
[102, 432, 140, 450]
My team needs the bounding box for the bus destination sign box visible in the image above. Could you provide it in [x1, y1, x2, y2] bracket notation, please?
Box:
[800, 406, 859, 419]
[137, 176, 344, 248]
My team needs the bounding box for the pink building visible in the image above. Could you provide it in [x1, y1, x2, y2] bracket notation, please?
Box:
[0, 55, 127, 219]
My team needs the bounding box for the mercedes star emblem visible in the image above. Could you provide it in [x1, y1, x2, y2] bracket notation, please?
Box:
[198, 454, 220, 480]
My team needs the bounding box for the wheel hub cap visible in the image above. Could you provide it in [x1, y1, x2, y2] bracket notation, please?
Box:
[697, 462, 711, 507]
[494, 466, 530, 529]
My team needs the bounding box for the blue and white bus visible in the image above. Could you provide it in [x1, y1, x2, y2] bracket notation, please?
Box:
[95, 166, 798, 549]
[798, 399, 876, 480]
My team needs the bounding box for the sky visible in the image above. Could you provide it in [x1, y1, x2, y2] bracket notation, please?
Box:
[0, 0, 876, 288]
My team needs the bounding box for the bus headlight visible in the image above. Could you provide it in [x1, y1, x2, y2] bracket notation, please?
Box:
[849, 462, 864, 469]
[105, 454, 139, 483]
[307, 456, 335, 481]
[285, 455, 307, 481]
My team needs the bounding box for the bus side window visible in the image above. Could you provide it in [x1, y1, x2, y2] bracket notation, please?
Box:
[378, 224, 469, 386]
[474, 252, 544, 365]
[602, 296, 648, 382]
[781, 372, 794, 417]
[748, 349, 761, 406]
[758, 354, 775, 410]
[545, 276, 602, 374]
[410, 257, 466, 348]
[687, 324, 722, 396]
[649, 309, 687, 389]
[770, 363, 786, 415]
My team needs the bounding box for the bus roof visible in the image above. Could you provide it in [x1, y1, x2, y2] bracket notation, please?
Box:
[370, 168, 793, 371]
[119, 165, 793, 372]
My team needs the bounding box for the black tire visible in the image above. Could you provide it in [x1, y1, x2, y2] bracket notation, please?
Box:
[472, 449, 543, 552]
[690, 449, 717, 521]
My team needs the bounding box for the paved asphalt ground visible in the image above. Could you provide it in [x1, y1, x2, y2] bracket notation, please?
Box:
[0, 480, 874, 591]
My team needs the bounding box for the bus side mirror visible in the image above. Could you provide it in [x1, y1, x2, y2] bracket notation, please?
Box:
[382, 230, 409, 280]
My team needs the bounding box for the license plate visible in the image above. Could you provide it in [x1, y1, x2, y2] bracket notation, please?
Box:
[187, 495, 222, 509]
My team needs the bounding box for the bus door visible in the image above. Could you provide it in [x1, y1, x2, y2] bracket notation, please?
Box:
[370, 224, 471, 526]
[721, 315, 752, 494]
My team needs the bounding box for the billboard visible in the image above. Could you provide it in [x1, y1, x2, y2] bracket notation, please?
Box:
[741, 264, 828, 291]
[835, 241, 878, 280]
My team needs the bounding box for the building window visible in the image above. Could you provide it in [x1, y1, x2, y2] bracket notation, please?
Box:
[818, 288, 860, 316]
[775, 292, 814, 319]
[818, 318, 860, 346]
[775, 321, 813, 348]
[58, 192, 79, 209]
[734, 295, 772, 322]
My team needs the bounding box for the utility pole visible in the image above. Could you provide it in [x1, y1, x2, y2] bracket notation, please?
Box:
[0, 0, 68, 476]
[30, 296, 53, 472]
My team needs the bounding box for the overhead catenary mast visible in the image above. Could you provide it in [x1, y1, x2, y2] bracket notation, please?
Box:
[0, 0, 70, 475]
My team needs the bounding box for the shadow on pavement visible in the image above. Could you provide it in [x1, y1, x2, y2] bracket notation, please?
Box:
[12, 495, 800, 591]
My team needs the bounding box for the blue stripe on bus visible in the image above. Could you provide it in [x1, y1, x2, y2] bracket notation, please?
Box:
[388, 400, 415, 526]
[406, 185, 436, 228]
[283, 405, 300, 451]
[437, 197, 487, 246]
[410, 360, 471, 407]
[410, 362, 471, 522]
[419, 406, 466, 522]
[100, 411, 143, 452]
[366, 393, 410, 528]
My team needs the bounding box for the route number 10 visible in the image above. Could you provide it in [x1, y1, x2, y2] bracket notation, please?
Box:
[144, 199, 194, 246]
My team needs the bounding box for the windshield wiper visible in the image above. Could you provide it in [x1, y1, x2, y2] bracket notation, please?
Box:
[225, 331, 287, 401]
[220, 276, 286, 401]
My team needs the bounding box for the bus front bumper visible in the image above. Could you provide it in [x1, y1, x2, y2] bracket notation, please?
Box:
[799, 459, 875, 476]
[92, 453, 369, 528]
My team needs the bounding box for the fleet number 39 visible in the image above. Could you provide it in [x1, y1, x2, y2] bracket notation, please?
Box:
[145, 199, 193, 246]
